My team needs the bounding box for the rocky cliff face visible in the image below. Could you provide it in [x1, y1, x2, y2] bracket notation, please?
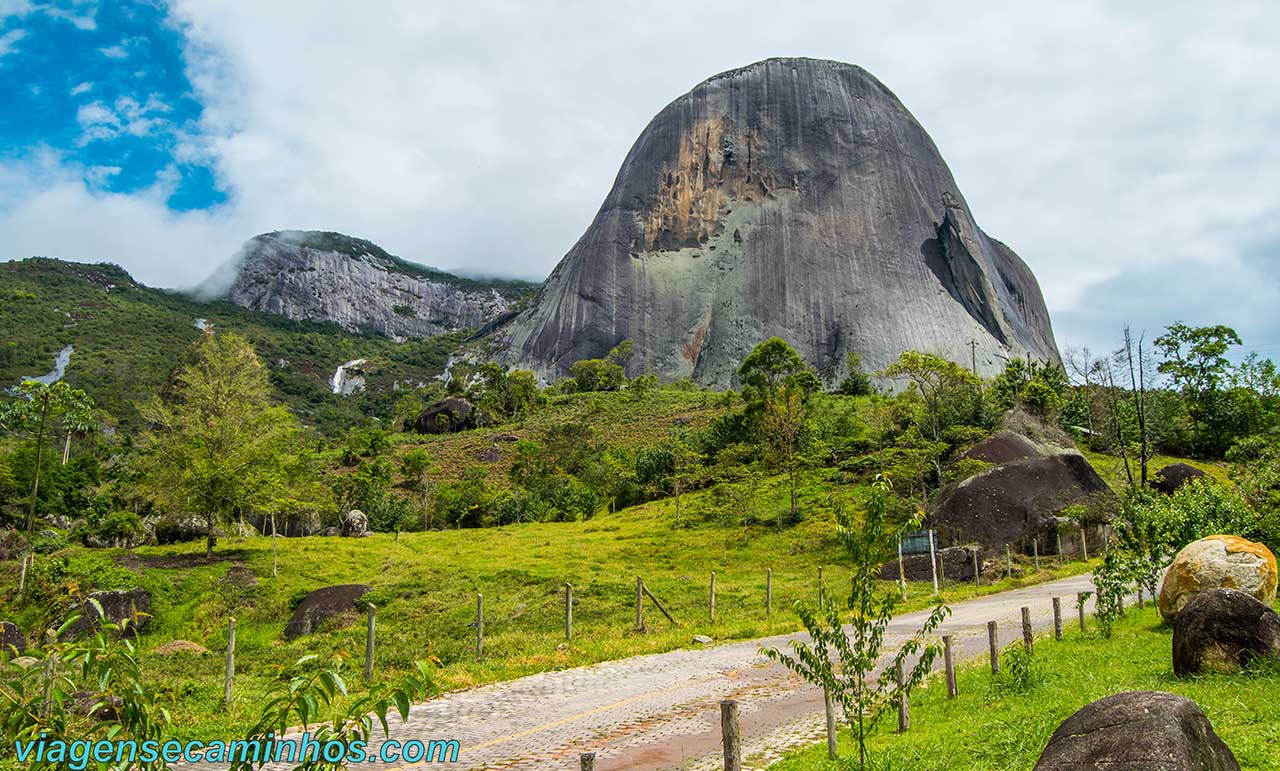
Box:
[498, 58, 1059, 386]
[210, 231, 533, 339]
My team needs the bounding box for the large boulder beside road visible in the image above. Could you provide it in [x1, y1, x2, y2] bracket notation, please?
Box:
[929, 453, 1113, 552]
[1159, 535, 1278, 622]
[284, 584, 373, 640]
[1172, 588, 1280, 676]
[1034, 691, 1240, 771]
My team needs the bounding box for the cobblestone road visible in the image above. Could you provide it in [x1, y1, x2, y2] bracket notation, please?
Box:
[204, 574, 1102, 771]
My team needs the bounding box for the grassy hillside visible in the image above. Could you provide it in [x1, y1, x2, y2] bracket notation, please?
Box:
[0, 466, 1095, 742]
[0, 258, 463, 433]
[770, 601, 1280, 770]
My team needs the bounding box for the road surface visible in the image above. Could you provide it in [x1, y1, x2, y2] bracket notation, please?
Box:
[220, 574, 1104, 771]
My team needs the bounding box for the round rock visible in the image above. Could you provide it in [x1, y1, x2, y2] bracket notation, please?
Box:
[1172, 588, 1280, 676]
[1150, 463, 1208, 495]
[1159, 535, 1278, 622]
[1034, 691, 1239, 771]
[284, 584, 373, 640]
[1, 621, 26, 656]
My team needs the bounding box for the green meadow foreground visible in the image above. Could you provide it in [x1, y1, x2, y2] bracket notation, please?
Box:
[769, 602, 1280, 771]
[2, 480, 1094, 743]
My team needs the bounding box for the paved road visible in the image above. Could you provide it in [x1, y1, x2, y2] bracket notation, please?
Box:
[236, 575, 1103, 771]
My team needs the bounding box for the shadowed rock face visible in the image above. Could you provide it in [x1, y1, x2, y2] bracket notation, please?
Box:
[500, 58, 1059, 386]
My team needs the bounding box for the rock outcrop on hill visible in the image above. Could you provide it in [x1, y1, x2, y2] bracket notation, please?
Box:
[499, 57, 1060, 386]
[205, 231, 534, 339]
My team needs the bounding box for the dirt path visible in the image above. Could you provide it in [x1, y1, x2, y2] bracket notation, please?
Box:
[215, 575, 1102, 771]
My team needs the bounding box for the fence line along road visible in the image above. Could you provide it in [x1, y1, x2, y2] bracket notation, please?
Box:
[186, 574, 1103, 771]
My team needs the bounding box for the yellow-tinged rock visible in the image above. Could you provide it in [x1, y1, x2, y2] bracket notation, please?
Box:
[1158, 535, 1278, 622]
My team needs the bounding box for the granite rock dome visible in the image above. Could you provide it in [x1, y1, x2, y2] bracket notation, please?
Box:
[500, 57, 1059, 386]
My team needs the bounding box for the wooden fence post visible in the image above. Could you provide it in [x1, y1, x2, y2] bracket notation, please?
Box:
[635, 577, 645, 632]
[972, 549, 981, 586]
[817, 566, 824, 611]
[1006, 545, 1013, 579]
[987, 620, 1000, 674]
[896, 659, 910, 733]
[1057, 532, 1064, 565]
[943, 634, 957, 698]
[1033, 540, 1040, 572]
[1079, 530, 1089, 562]
[1077, 592, 1086, 634]
[565, 583, 573, 641]
[937, 554, 946, 590]
[928, 530, 939, 597]
[823, 688, 838, 760]
[1021, 606, 1033, 655]
[766, 568, 773, 615]
[364, 604, 376, 681]
[1052, 597, 1063, 641]
[580, 752, 595, 771]
[709, 571, 717, 622]
[223, 617, 236, 710]
[721, 700, 741, 771]
[897, 539, 907, 600]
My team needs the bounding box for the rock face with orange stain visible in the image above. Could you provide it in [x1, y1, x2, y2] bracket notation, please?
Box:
[1159, 535, 1279, 622]
[498, 57, 1060, 387]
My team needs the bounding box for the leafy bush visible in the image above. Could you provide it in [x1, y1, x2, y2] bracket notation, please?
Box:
[989, 643, 1041, 697]
[567, 359, 625, 392]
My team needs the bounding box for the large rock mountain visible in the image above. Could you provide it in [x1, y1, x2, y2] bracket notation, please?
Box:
[207, 231, 534, 339]
[498, 58, 1059, 386]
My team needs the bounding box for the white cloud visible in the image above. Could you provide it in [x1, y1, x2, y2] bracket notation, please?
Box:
[70, 81, 92, 95]
[0, 27, 25, 56]
[98, 43, 128, 59]
[75, 95, 173, 144]
[0, 152, 243, 287]
[2, 0, 1279, 354]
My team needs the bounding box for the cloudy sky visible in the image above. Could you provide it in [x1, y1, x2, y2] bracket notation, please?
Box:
[1, 0, 1277, 357]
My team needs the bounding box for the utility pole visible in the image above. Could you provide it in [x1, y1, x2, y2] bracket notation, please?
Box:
[967, 340, 978, 375]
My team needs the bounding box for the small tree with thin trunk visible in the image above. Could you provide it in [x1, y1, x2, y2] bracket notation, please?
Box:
[0, 380, 94, 539]
[138, 330, 305, 558]
[762, 384, 809, 524]
[762, 477, 948, 771]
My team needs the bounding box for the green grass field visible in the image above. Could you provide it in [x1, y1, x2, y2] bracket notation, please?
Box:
[768, 602, 1280, 771]
[0, 469, 1094, 743]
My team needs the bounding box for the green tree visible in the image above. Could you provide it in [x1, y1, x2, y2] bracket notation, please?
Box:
[137, 331, 306, 557]
[838, 352, 874, 396]
[762, 384, 810, 524]
[0, 380, 95, 537]
[607, 339, 635, 369]
[1155, 322, 1242, 453]
[762, 478, 948, 770]
[567, 359, 625, 392]
[881, 351, 980, 443]
[737, 337, 816, 399]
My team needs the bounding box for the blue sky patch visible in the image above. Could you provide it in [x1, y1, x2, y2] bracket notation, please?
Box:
[0, 0, 225, 210]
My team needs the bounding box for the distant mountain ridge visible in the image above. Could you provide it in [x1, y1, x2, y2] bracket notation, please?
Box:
[1, 257, 461, 433]
[203, 231, 537, 339]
